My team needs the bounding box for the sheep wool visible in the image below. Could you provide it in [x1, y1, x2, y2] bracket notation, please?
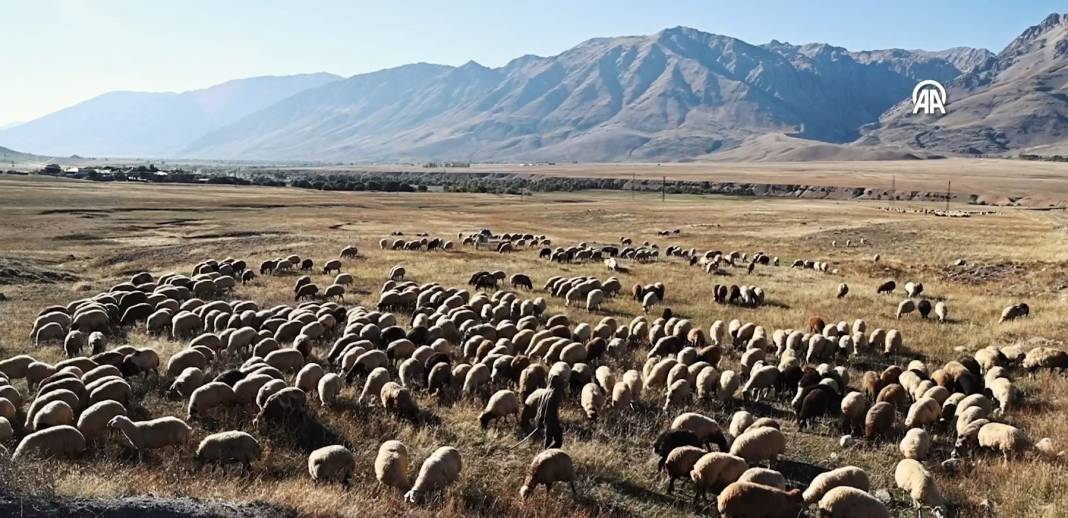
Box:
[802, 465, 871, 504]
[196, 430, 262, 468]
[404, 446, 462, 504]
[690, 452, 747, 502]
[894, 459, 945, 509]
[109, 415, 192, 451]
[308, 445, 356, 484]
[520, 448, 577, 498]
[729, 426, 786, 464]
[13, 425, 86, 461]
[736, 467, 787, 490]
[717, 481, 804, 518]
[663, 446, 707, 494]
[580, 383, 605, 420]
[817, 486, 891, 518]
[900, 428, 932, 460]
[375, 440, 411, 490]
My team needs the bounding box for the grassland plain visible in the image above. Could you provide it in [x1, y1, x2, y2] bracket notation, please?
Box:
[0, 174, 1067, 517]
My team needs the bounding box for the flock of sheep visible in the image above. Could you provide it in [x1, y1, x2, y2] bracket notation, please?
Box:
[1, 227, 1065, 517]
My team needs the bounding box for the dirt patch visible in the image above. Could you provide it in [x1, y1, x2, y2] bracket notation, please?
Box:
[0, 491, 295, 518]
[0, 257, 78, 285]
[186, 230, 288, 240]
[938, 262, 1031, 284]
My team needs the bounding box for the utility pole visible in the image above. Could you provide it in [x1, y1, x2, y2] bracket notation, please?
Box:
[631, 171, 636, 200]
[946, 181, 951, 212]
[890, 175, 896, 208]
[661, 176, 666, 202]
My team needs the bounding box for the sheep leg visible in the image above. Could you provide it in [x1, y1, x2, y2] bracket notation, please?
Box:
[569, 480, 577, 496]
[667, 476, 675, 494]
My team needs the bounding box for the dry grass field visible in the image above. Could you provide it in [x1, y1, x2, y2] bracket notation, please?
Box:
[1, 174, 1067, 517]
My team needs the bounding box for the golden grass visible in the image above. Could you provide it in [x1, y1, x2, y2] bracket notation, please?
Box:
[1, 175, 1067, 517]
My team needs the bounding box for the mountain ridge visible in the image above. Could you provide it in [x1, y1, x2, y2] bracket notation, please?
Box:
[5, 15, 1065, 162]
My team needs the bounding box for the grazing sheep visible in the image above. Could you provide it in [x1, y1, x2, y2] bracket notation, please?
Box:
[663, 446, 707, 494]
[308, 445, 356, 484]
[187, 382, 236, 419]
[717, 481, 804, 518]
[864, 402, 895, 440]
[520, 449, 577, 498]
[109, 415, 192, 452]
[381, 382, 418, 419]
[76, 400, 126, 441]
[894, 458, 945, 510]
[196, 430, 262, 469]
[1023, 347, 1068, 372]
[404, 446, 463, 504]
[736, 467, 786, 490]
[580, 383, 605, 421]
[802, 466, 870, 504]
[168, 367, 206, 399]
[817, 486, 891, 518]
[318, 373, 342, 407]
[905, 397, 941, 429]
[31, 400, 74, 431]
[1000, 303, 1029, 322]
[876, 280, 895, 295]
[375, 440, 411, 490]
[690, 452, 747, 503]
[671, 412, 728, 451]
[900, 428, 932, 460]
[836, 283, 848, 299]
[360, 368, 391, 405]
[13, 425, 86, 460]
[729, 426, 786, 464]
[896, 299, 915, 318]
[480, 389, 520, 428]
[977, 422, 1031, 460]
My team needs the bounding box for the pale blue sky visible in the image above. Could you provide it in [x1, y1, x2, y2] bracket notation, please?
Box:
[2, 1, 1063, 126]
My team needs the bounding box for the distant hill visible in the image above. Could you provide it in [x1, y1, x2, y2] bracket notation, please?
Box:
[0, 73, 340, 158]
[7, 14, 1068, 162]
[861, 13, 1068, 155]
[184, 28, 975, 162]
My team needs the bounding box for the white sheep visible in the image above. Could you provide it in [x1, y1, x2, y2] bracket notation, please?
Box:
[580, 383, 605, 420]
[375, 440, 410, 490]
[904, 397, 941, 428]
[404, 446, 462, 504]
[977, 422, 1031, 461]
[671, 412, 727, 450]
[318, 373, 342, 407]
[690, 452, 747, 503]
[0, 416, 12, 442]
[188, 382, 235, 419]
[360, 367, 391, 405]
[13, 425, 86, 460]
[900, 428, 931, 460]
[76, 400, 126, 441]
[663, 446, 707, 494]
[308, 445, 356, 484]
[32, 400, 74, 431]
[663, 379, 691, 410]
[520, 448, 577, 497]
[894, 458, 945, 510]
[109, 415, 192, 452]
[728, 410, 756, 439]
[736, 467, 786, 490]
[817, 486, 891, 518]
[802, 465, 870, 504]
[729, 426, 785, 464]
[196, 430, 262, 469]
[295, 363, 325, 394]
[169, 367, 206, 399]
[479, 389, 520, 428]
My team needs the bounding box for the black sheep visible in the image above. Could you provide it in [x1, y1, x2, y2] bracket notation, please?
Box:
[653, 430, 703, 472]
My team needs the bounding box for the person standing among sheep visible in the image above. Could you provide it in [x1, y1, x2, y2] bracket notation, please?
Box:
[532, 373, 566, 449]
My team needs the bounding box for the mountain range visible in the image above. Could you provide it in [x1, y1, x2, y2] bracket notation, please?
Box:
[2, 13, 1065, 162]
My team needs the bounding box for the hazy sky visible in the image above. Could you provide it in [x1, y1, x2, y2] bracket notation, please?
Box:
[2, 1, 1063, 126]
